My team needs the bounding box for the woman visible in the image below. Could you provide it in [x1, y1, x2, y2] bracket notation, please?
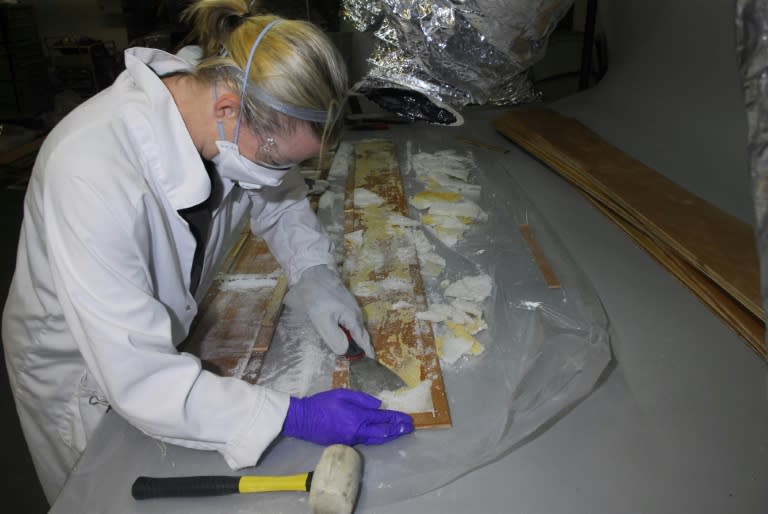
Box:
[2, 0, 412, 503]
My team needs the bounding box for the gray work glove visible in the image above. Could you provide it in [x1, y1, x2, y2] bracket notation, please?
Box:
[284, 265, 374, 358]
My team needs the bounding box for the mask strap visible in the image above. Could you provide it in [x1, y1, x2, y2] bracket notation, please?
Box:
[234, 19, 281, 144]
[249, 87, 330, 123]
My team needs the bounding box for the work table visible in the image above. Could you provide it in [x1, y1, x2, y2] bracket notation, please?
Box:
[50, 108, 768, 514]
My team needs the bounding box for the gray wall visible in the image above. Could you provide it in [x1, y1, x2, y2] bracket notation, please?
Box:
[557, 0, 752, 223]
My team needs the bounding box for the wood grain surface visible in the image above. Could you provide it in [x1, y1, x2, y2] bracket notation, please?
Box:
[332, 140, 452, 429]
[519, 224, 562, 288]
[494, 108, 765, 357]
[181, 228, 285, 384]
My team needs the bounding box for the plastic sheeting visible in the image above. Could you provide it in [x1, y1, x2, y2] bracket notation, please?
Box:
[736, 0, 768, 348]
[343, 0, 574, 124]
[49, 132, 611, 513]
[248, 133, 612, 510]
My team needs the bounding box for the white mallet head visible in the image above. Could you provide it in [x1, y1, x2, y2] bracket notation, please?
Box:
[308, 445, 363, 514]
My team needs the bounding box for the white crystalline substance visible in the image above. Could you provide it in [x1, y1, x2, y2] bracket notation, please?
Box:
[351, 281, 379, 297]
[445, 274, 493, 302]
[324, 222, 343, 237]
[396, 245, 417, 264]
[420, 251, 445, 268]
[416, 303, 472, 324]
[408, 228, 434, 254]
[351, 277, 413, 297]
[355, 247, 386, 271]
[405, 228, 446, 274]
[415, 310, 445, 322]
[328, 141, 353, 179]
[418, 251, 446, 277]
[412, 151, 472, 181]
[219, 276, 277, 291]
[425, 225, 461, 248]
[428, 176, 482, 200]
[392, 301, 413, 310]
[409, 196, 430, 211]
[378, 380, 434, 413]
[439, 336, 474, 365]
[259, 335, 328, 396]
[387, 213, 421, 227]
[411, 150, 482, 200]
[354, 188, 386, 207]
[318, 189, 339, 211]
[421, 213, 469, 230]
[450, 298, 483, 317]
[380, 277, 414, 292]
[344, 230, 364, 248]
[427, 199, 484, 220]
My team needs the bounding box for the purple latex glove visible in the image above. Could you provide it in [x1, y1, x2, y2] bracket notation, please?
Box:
[281, 389, 414, 446]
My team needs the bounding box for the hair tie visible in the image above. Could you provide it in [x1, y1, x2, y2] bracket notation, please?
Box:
[225, 12, 248, 31]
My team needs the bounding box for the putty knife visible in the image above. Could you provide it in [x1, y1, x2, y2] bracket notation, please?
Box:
[340, 326, 407, 395]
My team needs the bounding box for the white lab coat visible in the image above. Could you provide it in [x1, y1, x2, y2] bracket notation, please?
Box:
[2, 47, 336, 502]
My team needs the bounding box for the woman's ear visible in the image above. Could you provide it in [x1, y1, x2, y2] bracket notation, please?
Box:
[213, 92, 240, 120]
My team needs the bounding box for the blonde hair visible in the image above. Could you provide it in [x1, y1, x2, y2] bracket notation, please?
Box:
[181, 0, 348, 150]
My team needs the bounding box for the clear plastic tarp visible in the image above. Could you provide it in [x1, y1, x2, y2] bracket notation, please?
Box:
[49, 131, 611, 513]
[251, 132, 612, 509]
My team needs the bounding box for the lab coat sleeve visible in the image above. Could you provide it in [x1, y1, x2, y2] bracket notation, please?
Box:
[247, 171, 337, 285]
[43, 163, 289, 470]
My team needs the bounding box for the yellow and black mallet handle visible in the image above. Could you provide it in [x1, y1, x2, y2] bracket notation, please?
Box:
[132, 472, 313, 499]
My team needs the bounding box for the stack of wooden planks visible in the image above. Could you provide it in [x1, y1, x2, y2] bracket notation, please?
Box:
[494, 108, 766, 359]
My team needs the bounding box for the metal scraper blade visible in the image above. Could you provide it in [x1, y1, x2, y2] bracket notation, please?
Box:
[349, 357, 407, 396]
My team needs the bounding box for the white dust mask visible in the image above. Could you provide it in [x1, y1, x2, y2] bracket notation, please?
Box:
[211, 120, 290, 189]
[210, 19, 329, 189]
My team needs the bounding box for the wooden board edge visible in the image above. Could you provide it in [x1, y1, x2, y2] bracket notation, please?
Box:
[519, 224, 561, 288]
[589, 195, 766, 359]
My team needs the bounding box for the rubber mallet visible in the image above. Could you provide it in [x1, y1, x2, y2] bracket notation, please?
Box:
[131, 444, 363, 514]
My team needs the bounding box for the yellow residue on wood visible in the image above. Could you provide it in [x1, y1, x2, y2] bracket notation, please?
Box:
[413, 190, 463, 204]
[445, 320, 485, 355]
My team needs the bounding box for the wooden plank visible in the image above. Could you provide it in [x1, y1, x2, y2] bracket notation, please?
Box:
[253, 275, 288, 352]
[183, 230, 286, 384]
[519, 224, 561, 288]
[587, 196, 766, 358]
[333, 140, 452, 429]
[522, 140, 765, 354]
[182, 273, 276, 381]
[218, 228, 250, 274]
[493, 108, 762, 321]
[229, 237, 282, 275]
[183, 158, 334, 383]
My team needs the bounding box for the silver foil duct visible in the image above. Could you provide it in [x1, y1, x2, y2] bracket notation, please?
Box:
[343, 0, 575, 125]
[736, 0, 768, 345]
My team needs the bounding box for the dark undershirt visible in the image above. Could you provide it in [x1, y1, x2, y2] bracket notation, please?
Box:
[176, 159, 222, 295]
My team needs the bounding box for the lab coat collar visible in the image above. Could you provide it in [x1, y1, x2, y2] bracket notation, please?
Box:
[124, 47, 211, 211]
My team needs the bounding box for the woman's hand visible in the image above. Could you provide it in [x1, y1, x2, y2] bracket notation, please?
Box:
[281, 389, 414, 446]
